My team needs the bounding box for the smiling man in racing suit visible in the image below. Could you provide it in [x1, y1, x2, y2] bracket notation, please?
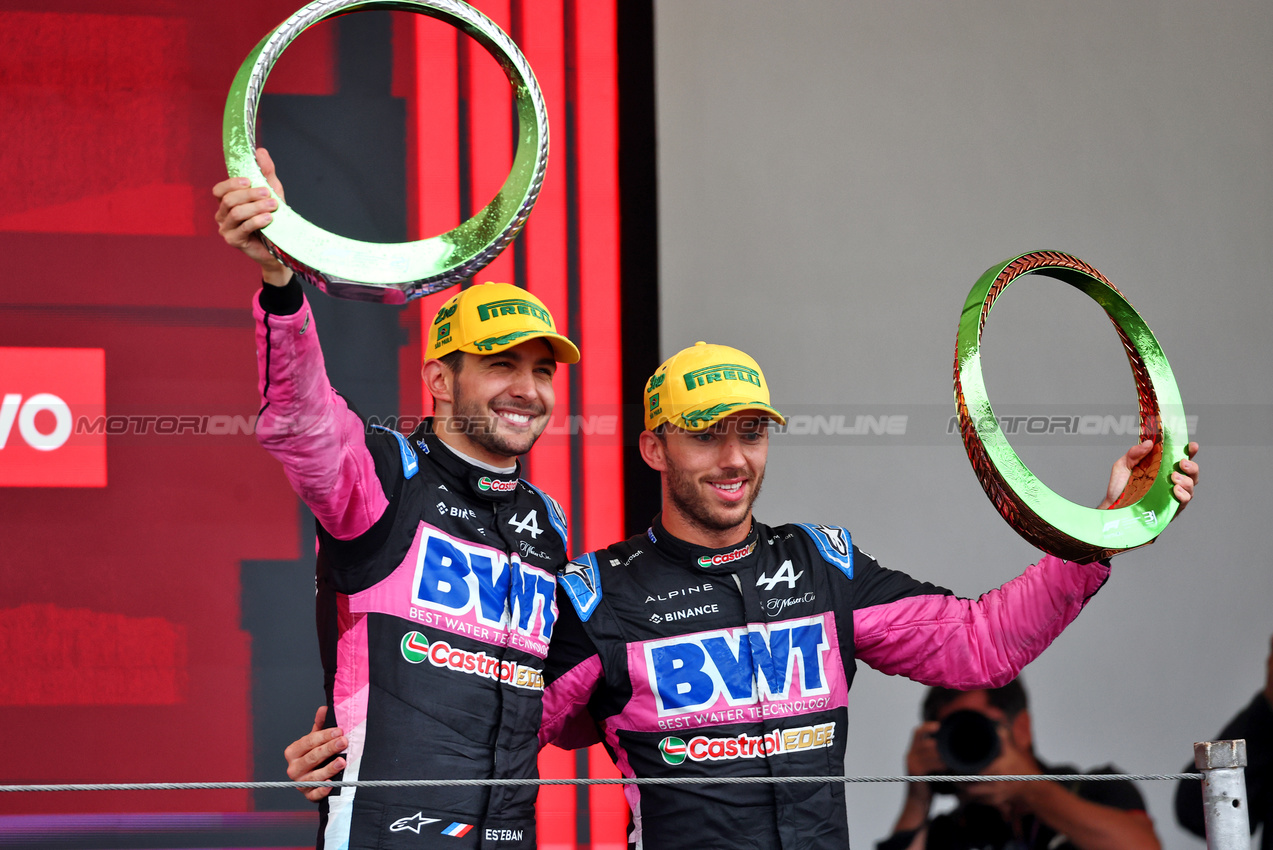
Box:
[538, 341, 1200, 850]
[216, 152, 577, 850]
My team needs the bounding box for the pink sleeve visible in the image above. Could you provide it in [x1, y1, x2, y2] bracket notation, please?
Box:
[539, 654, 604, 750]
[253, 292, 389, 541]
[852, 556, 1110, 689]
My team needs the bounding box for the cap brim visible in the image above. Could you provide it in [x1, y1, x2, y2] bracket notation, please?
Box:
[675, 402, 785, 431]
[460, 331, 580, 364]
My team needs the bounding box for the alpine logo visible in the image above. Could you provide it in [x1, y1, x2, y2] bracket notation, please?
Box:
[391, 812, 440, 833]
[658, 723, 835, 765]
[401, 631, 429, 663]
[508, 510, 541, 538]
[756, 560, 803, 591]
[478, 476, 518, 493]
[697, 541, 756, 568]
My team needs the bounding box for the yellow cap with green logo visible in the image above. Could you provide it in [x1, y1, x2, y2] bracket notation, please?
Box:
[426, 281, 580, 364]
[644, 341, 785, 431]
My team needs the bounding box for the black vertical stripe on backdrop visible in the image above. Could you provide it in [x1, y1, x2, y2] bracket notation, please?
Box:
[574, 747, 592, 846]
[456, 28, 474, 289]
[617, 0, 661, 536]
[564, 1, 590, 845]
[563, 0, 584, 561]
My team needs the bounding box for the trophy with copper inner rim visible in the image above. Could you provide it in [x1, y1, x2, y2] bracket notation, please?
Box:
[954, 251, 1190, 562]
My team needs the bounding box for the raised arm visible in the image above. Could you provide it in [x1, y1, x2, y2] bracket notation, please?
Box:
[213, 147, 292, 287]
[215, 148, 389, 541]
[853, 442, 1200, 689]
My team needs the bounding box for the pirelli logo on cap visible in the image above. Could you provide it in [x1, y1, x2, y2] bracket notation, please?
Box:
[476, 298, 552, 326]
[682, 363, 762, 392]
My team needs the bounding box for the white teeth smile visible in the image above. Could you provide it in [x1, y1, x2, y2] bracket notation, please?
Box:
[501, 412, 531, 424]
[714, 482, 742, 492]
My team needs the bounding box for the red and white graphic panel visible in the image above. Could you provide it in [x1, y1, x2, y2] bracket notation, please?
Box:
[0, 347, 105, 487]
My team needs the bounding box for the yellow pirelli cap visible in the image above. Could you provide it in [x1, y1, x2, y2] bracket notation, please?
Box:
[425, 282, 580, 364]
[644, 341, 785, 431]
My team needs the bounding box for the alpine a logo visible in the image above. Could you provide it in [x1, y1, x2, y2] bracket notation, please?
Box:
[696, 540, 756, 568]
[643, 614, 834, 718]
[410, 526, 557, 654]
[756, 559, 803, 591]
[658, 723, 835, 765]
[478, 476, 518, 493]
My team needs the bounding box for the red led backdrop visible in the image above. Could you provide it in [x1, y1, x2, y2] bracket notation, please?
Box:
[0, 2, 638, 847]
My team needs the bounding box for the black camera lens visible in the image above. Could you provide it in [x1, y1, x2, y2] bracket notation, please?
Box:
[934, 709, 1002, 775]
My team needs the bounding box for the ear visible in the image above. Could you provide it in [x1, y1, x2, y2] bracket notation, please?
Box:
[1010, 709, 1033, 751]
[422, 359, 454, 409]
[639, 429, 668, 472]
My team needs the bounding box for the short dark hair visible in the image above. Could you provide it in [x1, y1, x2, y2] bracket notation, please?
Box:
[437, 349, 465, 376]
[921, 678, 1029, 722]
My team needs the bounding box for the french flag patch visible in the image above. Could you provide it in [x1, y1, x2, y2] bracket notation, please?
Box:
[442, 822, 473, 837]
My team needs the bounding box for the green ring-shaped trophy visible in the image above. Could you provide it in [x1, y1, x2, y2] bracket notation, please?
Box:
[954, 251, 1189, 562]
[223, 0, 548, 304]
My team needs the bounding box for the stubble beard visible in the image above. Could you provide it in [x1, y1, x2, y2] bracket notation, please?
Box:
[450, 387, 546, 460]
[665, 463, 765, 536]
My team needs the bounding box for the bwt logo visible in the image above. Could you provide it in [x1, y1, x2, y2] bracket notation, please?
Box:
[0, 348, 105, 487]
[644, 615, 831, 716]
[412, 528, 557, 642]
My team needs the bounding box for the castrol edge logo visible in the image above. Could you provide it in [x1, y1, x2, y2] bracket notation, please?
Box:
[659, 722, 836, 765]
[0, 348, 105, 487]
[400, 631, 544, 690]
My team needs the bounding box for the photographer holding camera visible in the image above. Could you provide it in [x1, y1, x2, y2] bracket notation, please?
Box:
[878, 680, 1160, 850]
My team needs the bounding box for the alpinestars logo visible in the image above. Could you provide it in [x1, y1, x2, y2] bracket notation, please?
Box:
[478, 476, 518, 493]
[658, 723, 835, 765]
[756, 560, 803, 590]
[697, 541, 756, 568]
[391, 812, 441, 833]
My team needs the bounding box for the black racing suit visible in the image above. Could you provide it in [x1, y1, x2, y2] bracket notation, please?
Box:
[539, 516, 1110, 850]
[254, 281, 569, 850]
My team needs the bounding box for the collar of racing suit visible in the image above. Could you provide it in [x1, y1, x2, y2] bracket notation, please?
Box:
[646, 513, 763, 575]
[408, 417, 524, 504]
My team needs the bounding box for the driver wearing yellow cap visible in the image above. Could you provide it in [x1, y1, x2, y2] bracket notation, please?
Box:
[539, 340, 1198, 850]
[221, 146, 581, 850]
